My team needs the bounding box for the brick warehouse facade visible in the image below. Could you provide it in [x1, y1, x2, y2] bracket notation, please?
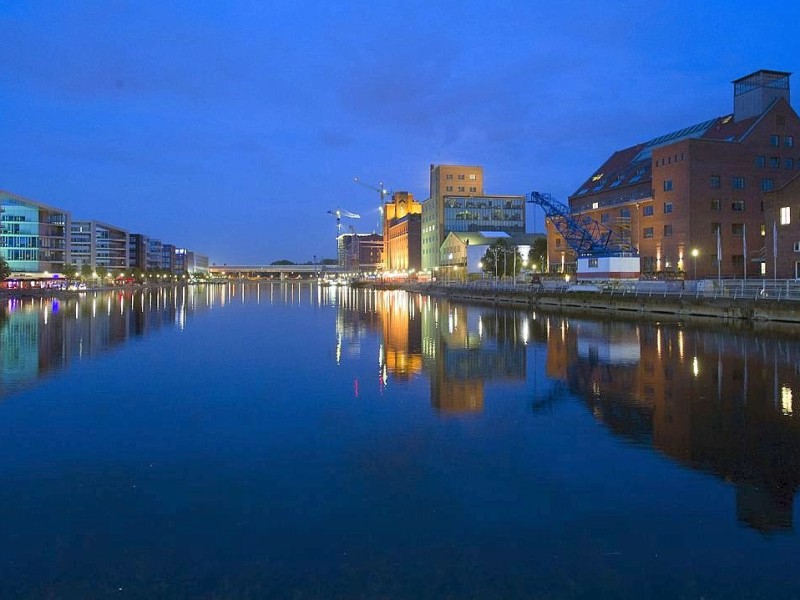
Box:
[548, 70, 800, 279]
[765, 173, 800, 278]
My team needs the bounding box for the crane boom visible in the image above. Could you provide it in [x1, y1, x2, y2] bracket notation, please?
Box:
[327, 208, 361, 236]
[528, 191, 634, 256]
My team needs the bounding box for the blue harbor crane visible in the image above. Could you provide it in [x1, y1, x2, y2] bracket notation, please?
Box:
[527, 191, 635, 257]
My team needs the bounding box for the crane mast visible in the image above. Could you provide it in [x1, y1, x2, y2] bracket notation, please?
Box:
[353, 177, 390, 233]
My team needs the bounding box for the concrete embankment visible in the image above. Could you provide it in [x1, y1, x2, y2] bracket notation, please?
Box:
[374, 283, 800, 325]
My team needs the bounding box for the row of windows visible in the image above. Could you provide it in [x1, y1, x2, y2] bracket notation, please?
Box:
[754, 155, 796, 169]
[655, 152, 686, 167]
[444, 173, 478, 181]
[770, 134, 794, 148]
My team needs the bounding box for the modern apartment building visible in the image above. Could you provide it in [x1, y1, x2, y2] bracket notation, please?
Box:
[421, 165, 525, 273]
[0, 190, 70, 275]
[70, 220, 129, 271]
[383, 191, 422, 273]
[553, 69, 800, 279]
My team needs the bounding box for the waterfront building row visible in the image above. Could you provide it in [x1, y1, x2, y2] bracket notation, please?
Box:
[1, 189, 209, 278]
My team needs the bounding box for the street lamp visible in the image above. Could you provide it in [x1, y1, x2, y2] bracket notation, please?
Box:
[691, 248, 699, 280]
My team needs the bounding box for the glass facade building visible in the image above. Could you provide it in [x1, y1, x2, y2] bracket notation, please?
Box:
[0, 190, 70, 274]
[443, 195, 525, 233]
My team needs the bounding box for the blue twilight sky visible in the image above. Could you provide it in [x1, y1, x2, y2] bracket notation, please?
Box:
[2, 1, 800, 264]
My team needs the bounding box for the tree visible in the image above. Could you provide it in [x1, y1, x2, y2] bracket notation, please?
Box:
[0, 256, 10, 282]
[529, 237, 548, 273]
[62, 263, 78, 280]
[80, 264, 93, 279]
[270, 259, 296, 265]
[96, 266, 109, 280]
[481, 240, 523, 278]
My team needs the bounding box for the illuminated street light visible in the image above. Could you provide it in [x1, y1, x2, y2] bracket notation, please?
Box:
[691, 248, 699, 280]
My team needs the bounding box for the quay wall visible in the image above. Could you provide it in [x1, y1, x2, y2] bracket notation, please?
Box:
[390, 284, 800, 325]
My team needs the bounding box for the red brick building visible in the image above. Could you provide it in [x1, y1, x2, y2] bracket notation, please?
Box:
[765, 173, 800, 278]
[549, 70, 800, 279]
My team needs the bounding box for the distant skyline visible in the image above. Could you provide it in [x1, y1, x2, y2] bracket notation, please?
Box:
[2, 1, 800, 264]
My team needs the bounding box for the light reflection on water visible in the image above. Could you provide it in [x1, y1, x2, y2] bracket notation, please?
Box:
[0, 282, 800, 597]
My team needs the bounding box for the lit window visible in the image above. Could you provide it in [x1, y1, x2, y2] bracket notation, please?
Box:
[469, 174, 476, 180]
[592, 202, 599, 209]
[781, 206, 791, 225]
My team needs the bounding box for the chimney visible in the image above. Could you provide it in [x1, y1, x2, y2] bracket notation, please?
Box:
[733, 70, 791, 122]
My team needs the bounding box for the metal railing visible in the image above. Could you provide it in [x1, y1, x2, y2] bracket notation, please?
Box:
[426, 278, 800, 302]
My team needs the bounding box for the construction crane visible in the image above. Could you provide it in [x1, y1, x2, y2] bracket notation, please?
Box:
[327, 208, 361, 236]
[528, 191, 634, 256]
[353, 177, 390, 233]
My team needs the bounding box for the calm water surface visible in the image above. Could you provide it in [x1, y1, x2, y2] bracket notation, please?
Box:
[1, 283, 799, 599]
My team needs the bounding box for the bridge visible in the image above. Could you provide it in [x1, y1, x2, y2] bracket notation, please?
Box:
[208, 264, 349, 279]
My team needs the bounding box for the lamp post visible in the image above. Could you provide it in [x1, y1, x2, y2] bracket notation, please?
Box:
[691, 248, 699, 280]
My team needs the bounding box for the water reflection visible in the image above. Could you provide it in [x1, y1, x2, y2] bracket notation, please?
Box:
[327, 286, 800, 532]
[0, 287, 214, 397]
[4, 283, 800, 536]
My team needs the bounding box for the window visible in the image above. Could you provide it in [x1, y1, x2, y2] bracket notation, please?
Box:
[642, 205, 654, 217]
[601, 213, 609, 223]
[446, 174, 453, 180]
[732, 199, 745, 211]
[761, 178, 774, 191]
[469, 186, 476, 192]
[732, 223, 744, 236]
[732, 176, 745, 189]
[663, 202, 673, 214]
[732, 255, 745, 267]
[446, 186, 453, 192]
[469, 173, 477, 180]
[711, 222, 721, 236]
[643, 227, 654, 238]
[457, 186, 464, 192]
[663, 180, 673, 191]
[786, 158, 795, 170]
[755, 155, 766, 168]
[710, 175, 721, 188]
[588, 258, 599, 268]
[787, 136, 795, 148]
[555, 238, 562, 247]
[781, 206, 791, 225]
[710, 199, 721, 211]
[457, 174, 465, 180]
[770, 135, 780, 147]
[620, 208, 631, 218]
[770, 156, 781, 168]
[794, 241, 800, 253]
[664, 224, 673, 236]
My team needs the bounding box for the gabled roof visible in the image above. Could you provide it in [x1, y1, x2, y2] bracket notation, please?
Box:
[570, 111, 762, 199]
